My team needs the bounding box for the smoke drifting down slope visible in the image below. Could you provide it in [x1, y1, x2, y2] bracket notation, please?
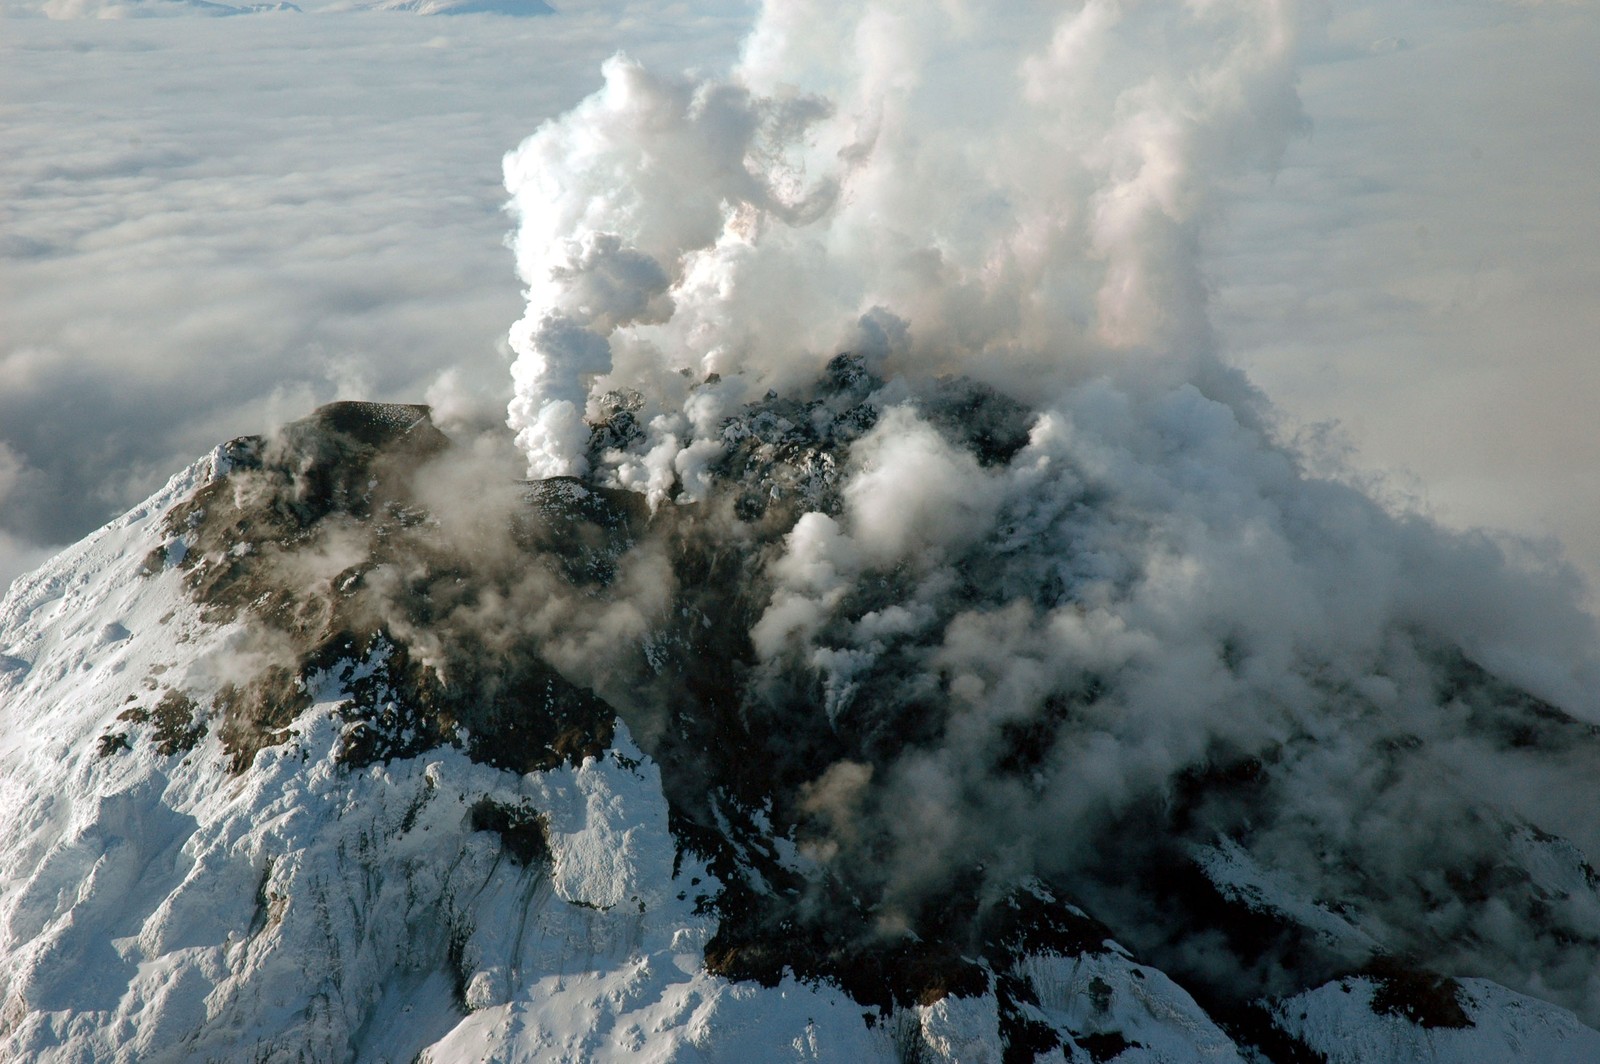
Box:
[492, 0, 1600, 1029]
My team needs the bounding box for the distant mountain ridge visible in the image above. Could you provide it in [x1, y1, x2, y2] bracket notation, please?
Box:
[20, 0, 552, 19]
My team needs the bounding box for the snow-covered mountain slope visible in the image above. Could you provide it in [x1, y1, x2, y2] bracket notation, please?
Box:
[0, 423, 883, 1062]
[3, 391, 1600, 1062]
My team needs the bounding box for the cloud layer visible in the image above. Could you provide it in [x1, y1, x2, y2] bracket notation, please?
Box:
[0, 4, 752, 587]
[1212, 0, 1600, 599]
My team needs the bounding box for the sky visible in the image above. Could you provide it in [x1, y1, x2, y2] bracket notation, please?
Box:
[1, 0, 1597, 606]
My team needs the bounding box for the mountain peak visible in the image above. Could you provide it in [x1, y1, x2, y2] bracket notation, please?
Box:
[4, 377, 1600, 1062]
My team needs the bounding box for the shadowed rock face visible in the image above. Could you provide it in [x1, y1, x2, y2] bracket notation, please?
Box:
[131, 386, 1600, 1061]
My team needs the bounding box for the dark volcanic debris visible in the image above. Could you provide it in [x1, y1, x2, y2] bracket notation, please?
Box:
[1363, 958, 1474, 1030]
[111, 688, 207, 758]
[468, 797, 552, 868]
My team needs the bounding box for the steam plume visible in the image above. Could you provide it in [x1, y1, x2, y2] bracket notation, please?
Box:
[501, 0, 1600, 1022]
[506, 1, 1305, 485]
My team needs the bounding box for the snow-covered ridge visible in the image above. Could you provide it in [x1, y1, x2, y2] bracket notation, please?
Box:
[0, 421, 879, 1062]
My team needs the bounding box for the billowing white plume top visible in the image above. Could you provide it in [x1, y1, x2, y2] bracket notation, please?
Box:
[505, 0, 1303, 484]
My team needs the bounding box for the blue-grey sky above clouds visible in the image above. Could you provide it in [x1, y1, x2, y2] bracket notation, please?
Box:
[1, 0, 1596, 606]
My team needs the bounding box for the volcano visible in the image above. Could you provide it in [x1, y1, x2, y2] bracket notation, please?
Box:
[3, 388, 1600, 1063]
[7, 2, 1600, 1060]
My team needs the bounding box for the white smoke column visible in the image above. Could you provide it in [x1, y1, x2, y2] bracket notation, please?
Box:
[504, 56, 840, 480]
[505, 0, 1308, 487]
